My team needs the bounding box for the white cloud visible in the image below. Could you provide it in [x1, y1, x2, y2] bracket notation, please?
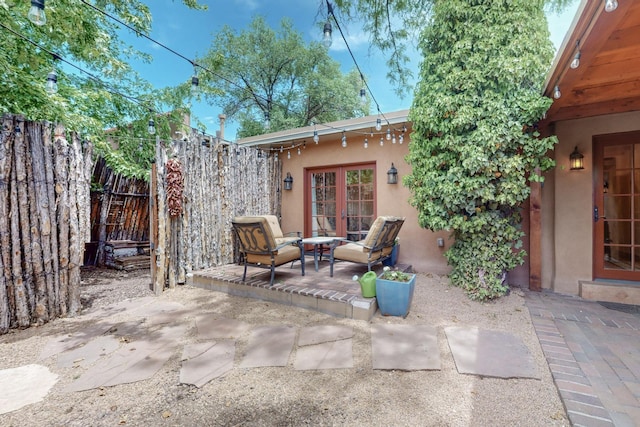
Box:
[235, 0, 259, 11]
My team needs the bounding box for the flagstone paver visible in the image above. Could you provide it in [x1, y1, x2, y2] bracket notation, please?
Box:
[65, 323, 188, 392]
[56, 335, 120, 368]
[371, 324, 441, 371]
[294, 326, 354, 370]
[239, 325, 296, 368]
[180, 341, 236, 388]
[445, 326, 539, 379]
[195, 315, 251, 340]
[0, 365, 58, 415]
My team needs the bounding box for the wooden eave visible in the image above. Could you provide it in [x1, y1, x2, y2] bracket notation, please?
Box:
[540, 0, 640, 131]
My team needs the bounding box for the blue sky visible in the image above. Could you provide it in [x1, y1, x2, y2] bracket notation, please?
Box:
[124, 0, 579, 141]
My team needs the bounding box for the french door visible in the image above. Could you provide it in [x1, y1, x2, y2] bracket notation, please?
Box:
[306, 164, 376, 241]
[594, 131, 640, 281]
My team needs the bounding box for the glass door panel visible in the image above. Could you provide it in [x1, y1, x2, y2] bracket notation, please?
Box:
[595, 133, 640, 280]
[310, 171, 337, 237]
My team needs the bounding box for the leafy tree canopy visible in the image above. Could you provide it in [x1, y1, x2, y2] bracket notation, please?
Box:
[197, 16, 368, 138]
[0, 0, 206, 179]
[330, 0, 575, 95]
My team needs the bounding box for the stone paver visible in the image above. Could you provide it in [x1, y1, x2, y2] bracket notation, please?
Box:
[294, 325, 354, 370]
[239, 325, 296, 368]
[180, 341, 235, 388]
[0, 365, 58, 415]
[371, 324, 441, 371]
[195, 315, 251, 340]
[445, 326, 539, 379]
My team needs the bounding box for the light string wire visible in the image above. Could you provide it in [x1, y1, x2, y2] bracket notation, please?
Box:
[325, 0, 390, 127]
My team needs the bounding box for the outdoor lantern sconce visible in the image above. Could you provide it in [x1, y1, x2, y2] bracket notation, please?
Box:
[387, 163, 398, 184]
[570, 146, 584, 170]
[284, 172, 293, 190]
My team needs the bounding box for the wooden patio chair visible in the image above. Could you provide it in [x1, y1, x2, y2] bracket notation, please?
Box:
[232, 216, 305, 285]
[328, 216, 404, 277]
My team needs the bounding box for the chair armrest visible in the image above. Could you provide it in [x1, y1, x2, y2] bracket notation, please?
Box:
[329, 238, 370, 250]
[275, 238, 302, 251]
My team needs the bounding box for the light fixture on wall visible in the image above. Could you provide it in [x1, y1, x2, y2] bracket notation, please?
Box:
[570, 146, 584, 170]
[284, 172, 293, 190]
[387, 163, 398, 184]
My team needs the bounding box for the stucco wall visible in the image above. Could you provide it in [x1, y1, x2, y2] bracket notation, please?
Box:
[278, 130, 451, 274]
[545, 111, 640, 294]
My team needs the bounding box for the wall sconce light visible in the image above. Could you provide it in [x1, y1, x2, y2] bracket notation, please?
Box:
[387, 163, 398, 184]
[570, 146, 584, 170]
[283, 172, 293, 190]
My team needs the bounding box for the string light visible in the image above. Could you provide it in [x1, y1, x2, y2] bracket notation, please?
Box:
[191, 66, 199, 96]
[380, 137, 384, 146]
[399, 134, 404, 144]
[386, 128, 391, 140]
[392, 133, 396, 144]
[45, 56, 58, 94]
[323, 21, 333, 48]
[28, 0, 46, 26]
[605, 0, 618, 12]
[341, 131, 347, 148]
[364, 137, 368, 148]
[553, 85, 561, 99]
[376, 117, 382, 131]
[570, 41, 581, 69]
[287, 150, 291, 159]
[148, 118, 156, 135]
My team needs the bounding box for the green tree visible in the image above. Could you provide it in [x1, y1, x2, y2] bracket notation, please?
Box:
[0, 0, 205, 179]
[404, 0, 557, 300]
[330, 0, 571, 300]
[198, 16, 368, 138]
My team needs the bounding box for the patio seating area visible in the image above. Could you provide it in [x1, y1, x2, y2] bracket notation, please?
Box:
[192, 258, 413, 320]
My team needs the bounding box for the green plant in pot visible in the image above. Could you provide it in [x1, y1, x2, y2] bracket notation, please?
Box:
[376, 266, 416, 318]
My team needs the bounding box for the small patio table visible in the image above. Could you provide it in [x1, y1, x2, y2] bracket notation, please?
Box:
[301, 236, 342, 272]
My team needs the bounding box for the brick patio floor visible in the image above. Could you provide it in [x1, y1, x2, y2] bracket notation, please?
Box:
[525, 290, 640, 427]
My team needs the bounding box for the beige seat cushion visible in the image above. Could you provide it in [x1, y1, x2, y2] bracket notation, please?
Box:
[246, 244, 302, 266]
[261, 215, 299, 246]
[333, 242, 384, 264]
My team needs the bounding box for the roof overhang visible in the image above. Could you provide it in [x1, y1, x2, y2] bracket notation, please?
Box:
[540, 0, 640, 131]
[237, 109, 410, 149]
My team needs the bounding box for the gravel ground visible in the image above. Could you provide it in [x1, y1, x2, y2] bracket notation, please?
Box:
[0, 267, 568, 426]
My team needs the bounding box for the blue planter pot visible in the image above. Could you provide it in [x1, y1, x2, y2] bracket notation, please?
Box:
[382, 244, 399, 267]
[375, 273, 416, 317]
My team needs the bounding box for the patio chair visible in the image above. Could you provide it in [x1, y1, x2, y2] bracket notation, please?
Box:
[232, 216, 305, 285]
[328, 216, 404, 277]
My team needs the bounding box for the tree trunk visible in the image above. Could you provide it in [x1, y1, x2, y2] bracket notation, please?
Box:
[54, 126, 70, 316]
[0, 115, 15, 332]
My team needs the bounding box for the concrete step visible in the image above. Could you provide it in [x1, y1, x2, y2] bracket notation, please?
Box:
[579, 280, 640, 305]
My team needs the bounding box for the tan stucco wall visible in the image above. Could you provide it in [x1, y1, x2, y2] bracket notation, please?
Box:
[545, 111, 640, 294]
[278, 131, 451, 274]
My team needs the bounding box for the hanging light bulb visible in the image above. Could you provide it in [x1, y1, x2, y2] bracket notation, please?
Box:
[364, 138, 368, 149]
[28, 0, 46, 26]
[399, 134, 404, 144]
[380, 137, 384, 147]
[297, 147, 301, 155]
[392, 133, 396, 144]
[605, 0, 618, 12]
[45, 68, 58, 94]
[148, 118, 156, 135]
[280, 145, 283, 153]
[553, 85, 561, 99]
[360, 88, 367, 105]
[322, 21, 333, 48]
[570, 42, 581, 69]
[313, 129, 319, 144]
[191, 67, 199, 96]
[287, 150, 291, 159]
[375, 118, 382, 132]
[264, 111, 270, 130]
[341, 131, 347, 148]
[386, 128, 391, 140]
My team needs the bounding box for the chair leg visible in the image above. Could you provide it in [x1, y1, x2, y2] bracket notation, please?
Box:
[242, 262, 248, 281]
[270, 265, 275, 286]
[300, 252, 305, 277]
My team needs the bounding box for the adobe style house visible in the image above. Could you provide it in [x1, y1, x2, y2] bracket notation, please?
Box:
[539, 0, 640, 304]
[237, 0, 640, 304]
[238, 110, 451, 276]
